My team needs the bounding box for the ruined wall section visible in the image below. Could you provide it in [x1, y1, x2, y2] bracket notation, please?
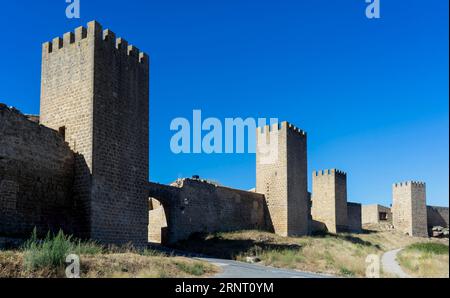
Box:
[347, 202, 362, 232]
[427, 206, 449, 228]
[147, 179, 269, 244]
[0, 104, 74, 238]
[362, 204, 392, 225]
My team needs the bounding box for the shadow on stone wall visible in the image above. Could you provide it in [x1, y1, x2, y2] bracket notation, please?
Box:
[172, 232, 303, 259]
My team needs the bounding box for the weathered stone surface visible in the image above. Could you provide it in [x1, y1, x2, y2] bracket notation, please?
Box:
[0, 105, 74, 238]
[40, 21, 149, 246]
[427, 206, 449, 229]
[362, 204, 392, 225]
[347, 202, 362, 232]
[392, 182, 428, 237]
[311, 169, 348, 233]
[146, 179, 269, 244]
[256, 122, 309, 237]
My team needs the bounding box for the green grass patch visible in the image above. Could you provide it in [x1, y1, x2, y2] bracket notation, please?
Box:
[339, 267, 355, 277]
[22, 228, 103, 272]
[175, 262, 207, 276]
[260, 249, 304, 269]
[406, 243, 449, 255]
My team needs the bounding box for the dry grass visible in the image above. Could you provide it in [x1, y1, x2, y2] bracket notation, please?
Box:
[0, 229, 218, 278]
[0, 251, 217, 278]
[397, 243, 449, 278]
[174, 229, 448, 277]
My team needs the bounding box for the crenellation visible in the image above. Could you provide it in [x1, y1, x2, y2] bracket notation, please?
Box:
[116, 37, 128, 52]
[127, 45, 139, 59]
[103, 29, 116, 43]
[394, 181, 426, 188]
[87, 20, 103, 39]
[42, 42, 52, 54]
[52, 37, 63, 50]
[63, 32, 75, 46]
[285, 121, 307, 137]
[75, 26, 87, 41]
[313, 169, 346, 177]
[139, 52, 149, 64]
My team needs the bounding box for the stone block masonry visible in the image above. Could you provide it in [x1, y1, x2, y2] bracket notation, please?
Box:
[40, 21, 150, 246]
[146, 179, 270, 244]
[347, 202, 362, 232]
[256, 122, 309, 237]
[311, 169, 348, 233]
[392, 182, 428, 237]
[427, 206, 449, 229]
[0, 104, 75, 238]
[362, 204, 392, 225]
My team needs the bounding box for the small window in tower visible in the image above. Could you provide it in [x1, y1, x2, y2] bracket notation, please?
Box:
[59, 126, 66, 140]
[379, 212, 388, 221]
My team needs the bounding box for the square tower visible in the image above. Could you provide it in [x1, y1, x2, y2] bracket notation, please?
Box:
[392, 182, 428, 237]
[311, 169, 348, 233]
[40, 21, 150, 246]
[256, 122, 309, 236]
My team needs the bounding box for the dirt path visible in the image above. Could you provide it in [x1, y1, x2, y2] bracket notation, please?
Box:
[381, 248, 411, 278]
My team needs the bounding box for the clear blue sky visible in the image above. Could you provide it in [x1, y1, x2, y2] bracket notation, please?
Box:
[0, 0, 448, 207]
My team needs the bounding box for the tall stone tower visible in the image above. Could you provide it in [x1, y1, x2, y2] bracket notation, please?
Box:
[40, 21, 149, 246]
[311, 169, 348, 233]
[256, 122, 309, 236]
[392, 182, 428, 237]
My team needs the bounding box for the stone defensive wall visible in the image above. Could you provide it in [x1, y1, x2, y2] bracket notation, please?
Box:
[146, 178, 271, 244]
[362, 204, 392, 225]
[0, 104, 75, 238]
[427, 206, 449, 228]
[347, 202, 362, 232]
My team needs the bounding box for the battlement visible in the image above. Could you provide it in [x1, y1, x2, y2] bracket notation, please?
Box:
[313, 169, 347, 177]
[393, 181, 426, 188]
[42, 21, 149, 65]
[257, 121, 307, 137]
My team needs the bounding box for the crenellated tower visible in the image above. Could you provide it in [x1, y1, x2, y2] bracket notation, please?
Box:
[40, 21, 149, 246]
[392, 181, 428, 237]
[311, 169, 348, 233]
[256, 122, 309, 236]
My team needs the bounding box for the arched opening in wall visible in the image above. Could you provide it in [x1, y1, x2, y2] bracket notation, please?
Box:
[148, 197, 168, 245]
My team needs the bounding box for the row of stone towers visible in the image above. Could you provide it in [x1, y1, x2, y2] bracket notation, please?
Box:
[36, 20, 429, 245]
[255, 123, 429, 237]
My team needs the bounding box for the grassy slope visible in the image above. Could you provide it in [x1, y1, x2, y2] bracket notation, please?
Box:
[0, 230, 217, 278]
[0, 251, 217, 278]
[173, 230, 448, 277]
[397, 243, 449, 278]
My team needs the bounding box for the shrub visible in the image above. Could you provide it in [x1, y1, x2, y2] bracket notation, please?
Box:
[23, 228, 103, 272]
[175, 262, 206, 276]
